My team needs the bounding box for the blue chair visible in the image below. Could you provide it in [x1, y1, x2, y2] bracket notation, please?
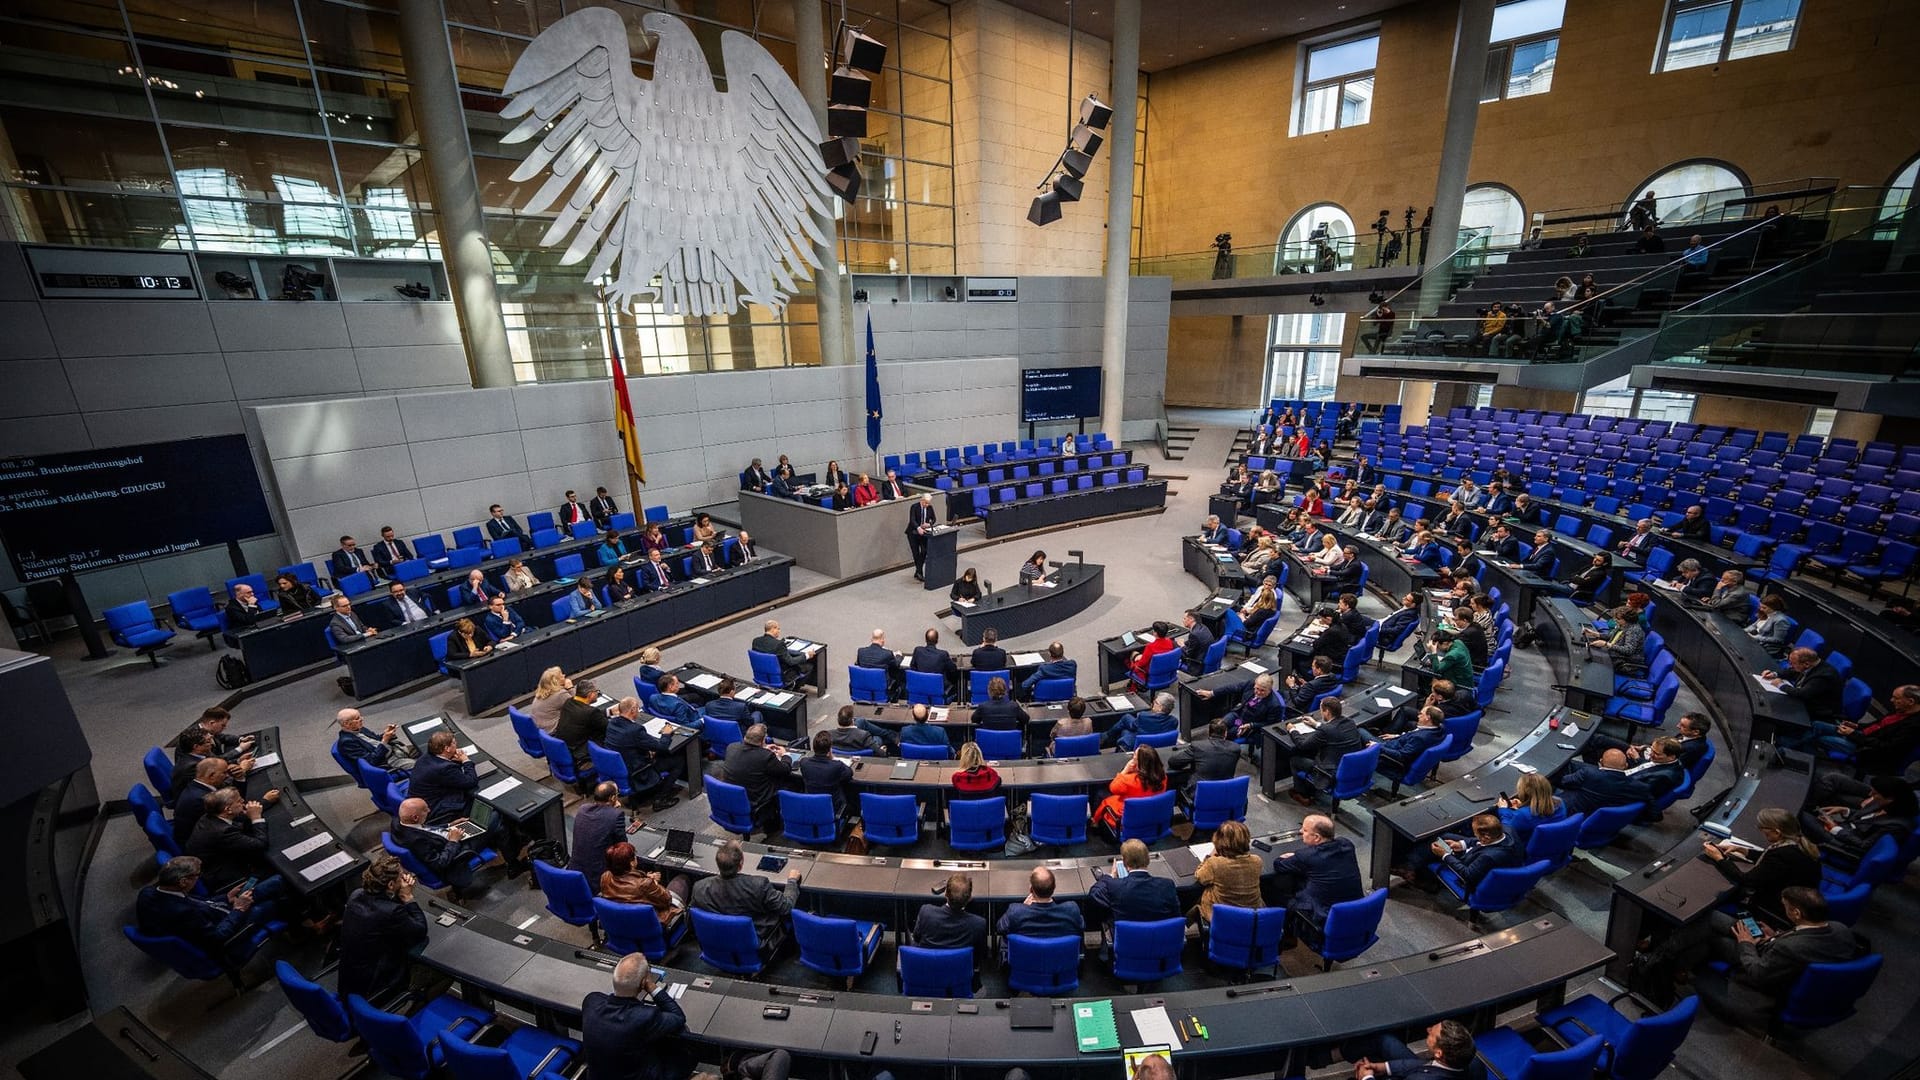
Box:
[859, 793, 921, 846]
[609, 512, 638, 531]
[128, 783, 164, 824]
[973, 728, 1023, 758]
[125, 923, 251, 984]
[412, 536, 449, 561]
[849, 666, 889, 703]
[1526, 812, 1585, 872]
[1007, 933, 1081, 994]
[104, 601, 176, 665]
[749, 649, 791, 689]
[487, 537, 523, 559]
[1206, 904, 1287, 980]
[226, 573, 278, 611]
[792, 910, 883, 987]
[1189, 776, 1250, 831]
[1119, 790, 1176, 844]
[368, 773, 409, 817]
[1136, 728, 1179, 750]
[142, 747, 174, 796]
[345, 993, 491, 1080]
[1111, 917, 1186, 984]
[554, 553, 586, 578]
[688, 909, 763, 976]
[1775, 953, 1883, 1031]
[167, 588, 223, 648]
[1380, 735, 1453, 796]
[948, 796, 1006, 850]
[537, 731, 592, 787]
[381, 831, 492, 891]
[429, 631, 452, 675]
[699, 716, 745, 757]
[391, 559, 430, 581]
[778, 791, 839, 846]
[550, 597, 575, 623]
[1436, 858, 1551, 917]
[1575, 802, 1645, 851]
[532, 860, 596, 927]
[969, 669, 1010, 703]
[901, 740, 950, 760]
[507, 706, 545, 758]
[898, 945, 974, 998]
[1134, 649, 1181, 693]
[594, 897, 687, 960]
[1030, 792, 1090, 846]
[1033, 676, 1075, 702]
[277, 562, 332, 597]
[1539, 993, 1697, 1080]
[1439, 711, 1480, 762]
[1310, 743, 1381, 815]
[1473, 1031, 1604, 1080]
[336, 570, 374, 596]
[588, 742, 637, 797]
[644, 504, 670, 523]
[906, 669, 947, 705]
[139, 810, 180, 856]
[571, 521, 598, 539]
[1201, 636, 1229, 675]
[1819, 881, 1871, 926]
[704, 778, 757, 837]
[1305, 887, 1388, 969]
[530, 528, 563, 549]
[438, 1024, 579, 1080]
[274, 961, 355, 1043]
[1051, 732, 1101, 758]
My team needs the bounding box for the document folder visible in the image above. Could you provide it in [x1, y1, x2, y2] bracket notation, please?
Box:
[1073, 999, 1120, 1053]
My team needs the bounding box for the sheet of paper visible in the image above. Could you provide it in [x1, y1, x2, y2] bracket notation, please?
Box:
[299, 850, 355, 882]
[1187, 842, 1216, 860]
[1129, 1006, 1185, 1050]
[409, 718, 444, 734]
[281, 834, 331, 860]
[736, 687, 762, 702]
[1375, 697, 1395, 708]
[286, 813, 317, 828]
[762, 692, 796, 707]
[459, 744, 478, 756]
[686, 672, 722, 691]
[479, 777, 521, 800]
[1012, 652, 1045, 667]
[249, 751, 281, 769]
[691, 577, 711, 585]
[931, 707, 950, 722]
[1240, 660, 1268, 673]
[643, 717, 672, 738]
[1105, 695, 1133, 710]
[1753, 674, 1787, 695]
[494, 639, 519, 650]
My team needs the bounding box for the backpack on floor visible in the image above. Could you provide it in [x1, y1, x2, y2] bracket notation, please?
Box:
[215, 654, 251, 690]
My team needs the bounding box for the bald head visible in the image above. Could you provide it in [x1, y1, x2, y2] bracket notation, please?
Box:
[1600, 748, 1629, 770]
[611, 953, 648, 996]
[398, 797, 429, 825]
[1029, 866, 1056, 899]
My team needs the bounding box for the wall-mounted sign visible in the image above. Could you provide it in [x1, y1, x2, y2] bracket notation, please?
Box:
[965, 276, 1018, 302]
[26, 246, 200, 300]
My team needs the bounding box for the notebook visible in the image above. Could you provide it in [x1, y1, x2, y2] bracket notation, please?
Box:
[1009, 999, 1055, 1029]
[1073, 1000, 1120, 1053]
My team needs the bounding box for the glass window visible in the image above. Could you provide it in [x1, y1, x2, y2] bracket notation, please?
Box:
[1461, 185, 1526, 246]
[1879, 154, 1917, 231]
[1482, 0, 1562, 101]
[1658, 0, 1800, 72]
[1266, 312, 1347, 402]
[1277, 203, 1355, 272]
[1491, 0, 1566, 40]
[1625, 160, 1749, 228]
[0, 105, 171, 192]
[1298, 34, 1378, 135]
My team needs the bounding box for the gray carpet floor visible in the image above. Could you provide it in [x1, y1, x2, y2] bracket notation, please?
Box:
[11, 421, 1911, 1079]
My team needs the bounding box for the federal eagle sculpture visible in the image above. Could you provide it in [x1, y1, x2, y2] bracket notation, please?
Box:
[501, 8, 832, 317]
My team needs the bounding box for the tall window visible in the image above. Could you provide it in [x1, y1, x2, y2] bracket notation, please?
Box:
[1483, 0, 1563, 101]
[1277, 204, 1355, 273]
[1625, 160, 1749, 228]
[1266, 312, 1346, 402]
[1657, 0, 1802, 72]
[1297, 33, 1378, 135]
[1881, 154, 1918, 225]
[1580, 375, 1696, 422]
[1460, 185, 1527, 246]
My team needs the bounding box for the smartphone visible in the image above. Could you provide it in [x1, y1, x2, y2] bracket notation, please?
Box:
[241, 877, 259, 893]
[1740, 916, 1764, 937]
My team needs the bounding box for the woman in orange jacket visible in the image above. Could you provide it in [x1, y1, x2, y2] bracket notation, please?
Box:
[1094, 745, 1169, 836]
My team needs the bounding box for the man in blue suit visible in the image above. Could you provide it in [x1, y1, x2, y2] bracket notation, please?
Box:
[1020, 640, 1077, 697]
[409, 731, 478, 824]
[1557, 748, 1654, 817]
[1269, 815, 1363, 941]
[1376, 706, 1448, 772]
[1428, 812, 1525, 896]
[135, 855, 272, 964]
[481, 595, 527, 641]
[369, 526, 415, 570]
[646, 674, 703, 729]
[1345, 1020, 1480, 1080]
[455, 569, 501, 608]
[564, 579, 602, 619]
[335, 707, 406, 771]
[330, 535, 380, 581]
[855, 628, 906, 699]
[638, 548, 676, 591]
[699, 678, 757, 730]
[995, 867, 1083, 947]
[1085, 839, 1180, 930]
[381, 580, 434, 627]
[1199, 515, 1230, 545]
[485, 504, 528, 544]
[605, 697, 685, 788]
[1103, 691, 1180, 750]
[1519, 529, 1558, 577]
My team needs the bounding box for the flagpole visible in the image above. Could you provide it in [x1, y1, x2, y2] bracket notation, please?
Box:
[604, 295, 643, 519]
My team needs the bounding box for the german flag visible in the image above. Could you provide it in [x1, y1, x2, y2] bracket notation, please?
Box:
[609, 330, 645, 486]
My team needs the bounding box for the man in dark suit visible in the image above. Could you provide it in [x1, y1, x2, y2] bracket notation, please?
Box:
[185, 788, 278, 889]
[1800, 775, 1918, 868]
[1557, 748, 1654, 817]
[1630, 736, 1690, 807]
[454, 569, 501, 608]
[604, 697, 683, 790]
[1761, 647, 1845, 726]
[1448, 607, 1489, 670]
[381, 580, 435, 627]
[1617, 518, 1657, 561]
[485, 504, 529, 543]
[481, 595, 529, 642]
[1377, 678, 1475, 736]
[1333, 594, 1370, 644]
[913, 873, 989, 967]
[1344, 1020, 1479, 1080]
[1302, 608, 1353, 676]
[589, 487, 619, 528]
[828, 705, 892, 756]
[699, 679, 760, 730]
[554, 678, 609, 780]
[879, 468, 908, 500]
[1507, 494, 1544, 526]
[740, 459, 773, 492]
[1168, 720, 1243, 799]
[1429, 811, 1525, 896]
[392, 797, 484, 896]
[557, 489, 590, 529]
[1377, 592, 1422, 649]
[1179, 609, 1216, 676]
[1446, 539, 1484, 586]
[1086, 839, 1181, 929]
[330, 535, 379, 581]
[1020, 641, 1077, 697]
[1284, 656, 1343, 711]
[567, 782, 628, 890]
[647, 674, 703, 728]
[369, 526, 414, 570]
[970, 628, 1009, 674]
[179, 707, 250, 762]
[972, 678, 1028, 731]
[1520, 530, 1558, 577]
[995, 867, 1084, 945]
[1288, 698, 1370, 805]
[751, 619, 814, 689]
[910, 628, 959, 700]
[1376, 706, 1449, 772]
[1691, 886, 1866, 1029]
[168, 729, 230, 799]
[692, 840, 802, 955]
[907, 495, 939, 581]
[1269, 814, 1363, 941]
[409, 731, 479, 824]
[720, 725, 794, 834]
[135, 855, 272, 964]
[797, 731, 855, 823]
[728, 530, 759, 565]
[222, 583, 270, 644]
[693, 540, 728, 576]
[639, 548, 676, 591]
[1199, 515, 1230, 545]
[1479, 523, 1522, 561]
[326, 594, 376, 648]
[171, 758, 229, 847]
[855, 628, 905, 698]
[1103, 691, 1180, 750]
[1216, 674, 1286, 743]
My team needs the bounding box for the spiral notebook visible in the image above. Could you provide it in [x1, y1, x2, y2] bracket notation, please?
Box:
[1073, 1000, 1120, 1053]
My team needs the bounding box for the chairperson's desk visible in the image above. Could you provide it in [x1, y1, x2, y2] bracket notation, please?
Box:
[444, 554, 794, 713]
[417, 899, 1607, 1075]
[735, 490, 914, 579]
[237, 725, 365, 895]
[956, 562, 1105, 646]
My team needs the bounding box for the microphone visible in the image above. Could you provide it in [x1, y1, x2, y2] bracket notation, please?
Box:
[1068, 548, 1085, 566]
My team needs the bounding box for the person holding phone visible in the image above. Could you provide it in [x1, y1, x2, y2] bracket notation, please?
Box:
[338, 852, 429, 1001]
[582, 955, 793, 1080]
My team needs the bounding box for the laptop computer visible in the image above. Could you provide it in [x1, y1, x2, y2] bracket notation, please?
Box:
[664, 828, 696, 857]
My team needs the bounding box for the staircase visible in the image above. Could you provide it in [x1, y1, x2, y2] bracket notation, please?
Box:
[1164, 424, 1199, 461]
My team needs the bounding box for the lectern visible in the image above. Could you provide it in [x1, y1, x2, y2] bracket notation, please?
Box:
[922, 525, 958, 591]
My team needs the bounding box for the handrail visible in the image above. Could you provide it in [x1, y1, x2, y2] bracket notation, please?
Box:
[1721, 185, 1837, 210]
[1383, 227, 1496, 317]
[1533, 176, 1839, 235]
[1661, 200, 1912, 320]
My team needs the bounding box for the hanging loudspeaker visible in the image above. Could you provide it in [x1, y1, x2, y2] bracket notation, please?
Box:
[837, 24, 888, 73]
[827, 162, 863, 200]
[1028, 191, 1062, 226]
[1060, 148, 1094, 179]
[1070, 124, 1104, 157]
[1078, 94, 1113, 130]
[827, 104, 868, 138]
[829, 65, 872, 109]
[819, 136, 861, 170]
[1052, 175, 1083, 203]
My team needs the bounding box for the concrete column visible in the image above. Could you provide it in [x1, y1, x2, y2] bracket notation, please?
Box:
[793, 0, 850, 366]
[1414, 0, 1496, 320]
[395, 0, 514, 388]
[1097, 0, 1140, 440]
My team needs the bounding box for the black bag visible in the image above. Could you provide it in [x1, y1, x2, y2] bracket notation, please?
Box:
[215, 654, 250, 689]
[1511, 622, 1538, 648]
[526, 838, 568, 867]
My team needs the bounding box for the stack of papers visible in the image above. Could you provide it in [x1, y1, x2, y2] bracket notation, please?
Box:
[479, 777, 521, 800]
[736, 686, 763, 702]
[1240, 660, 1269, 673]
[282, 834, 331, 860]
[761, 692, 797, 707]
[1012, 652, 1046, 667]
[1105, 694, 1132, 710]
[686, 672, 722, 691]
[643, 717, 673, 738]
[299, 851, 354, 882]
[250, 751, 281, 768]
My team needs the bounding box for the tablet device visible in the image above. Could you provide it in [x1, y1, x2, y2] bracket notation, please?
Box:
[1123, 1046, 1175, 1079]
[757, 854, 789, 873]
[664, 828, 696, 856]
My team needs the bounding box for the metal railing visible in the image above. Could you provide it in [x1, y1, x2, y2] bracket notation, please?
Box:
[1131, 226, 1497, 282]
[1530, 177, 1840, 239]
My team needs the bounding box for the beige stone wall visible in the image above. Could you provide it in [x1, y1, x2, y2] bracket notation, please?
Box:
[950, 0, 1112, 275]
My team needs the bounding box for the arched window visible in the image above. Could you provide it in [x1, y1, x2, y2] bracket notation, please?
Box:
[1276, 203, 1355, 272]
[1623, 160, 1749, 228]
[1882, 153, 1918, 224]
[1460, 184, 1526, 245]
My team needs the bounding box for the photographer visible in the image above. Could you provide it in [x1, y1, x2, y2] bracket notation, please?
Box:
[1211, 232, 1234, 280]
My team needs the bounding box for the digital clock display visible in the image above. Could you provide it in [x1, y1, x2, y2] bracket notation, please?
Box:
[37, 272, 196, 292]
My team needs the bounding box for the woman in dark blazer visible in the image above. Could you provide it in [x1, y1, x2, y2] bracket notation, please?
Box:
[444, 616, 492, 659]
[337, 853, 428, 1002]
[604, 565, 637, 603]
[950, 567, 982, 604]
[1702, 807, 1823, 927]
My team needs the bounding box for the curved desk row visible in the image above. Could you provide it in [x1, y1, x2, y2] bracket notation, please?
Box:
[395, 713, 580, 840]
[336, 580, 575, 699]
[446, 555, 794, 713]
[237, 725, 366, 895]
[980, 478, 1167, 539]
[958, 563, 1104, 645]
[1645, 586, 1809, 768]
[835, 693, 1149, 751]
[1183, 537, 1252, 592]
[414, 898, 1609, 1076]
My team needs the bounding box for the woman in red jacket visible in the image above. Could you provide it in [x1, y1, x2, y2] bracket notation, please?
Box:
[1094, 745, 1168, 836]
[1127, 620, 1181, 688]
[1297, 481, 1327, 518]
[852, 473, 881, 507]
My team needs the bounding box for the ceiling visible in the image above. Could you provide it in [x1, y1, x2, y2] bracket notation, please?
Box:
[990, 0, 1412, 73]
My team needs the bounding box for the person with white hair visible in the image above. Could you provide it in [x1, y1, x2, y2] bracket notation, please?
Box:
[582, 954, 794, 1080]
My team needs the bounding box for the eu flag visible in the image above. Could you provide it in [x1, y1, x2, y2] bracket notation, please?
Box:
[864, 311, 883, 451]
